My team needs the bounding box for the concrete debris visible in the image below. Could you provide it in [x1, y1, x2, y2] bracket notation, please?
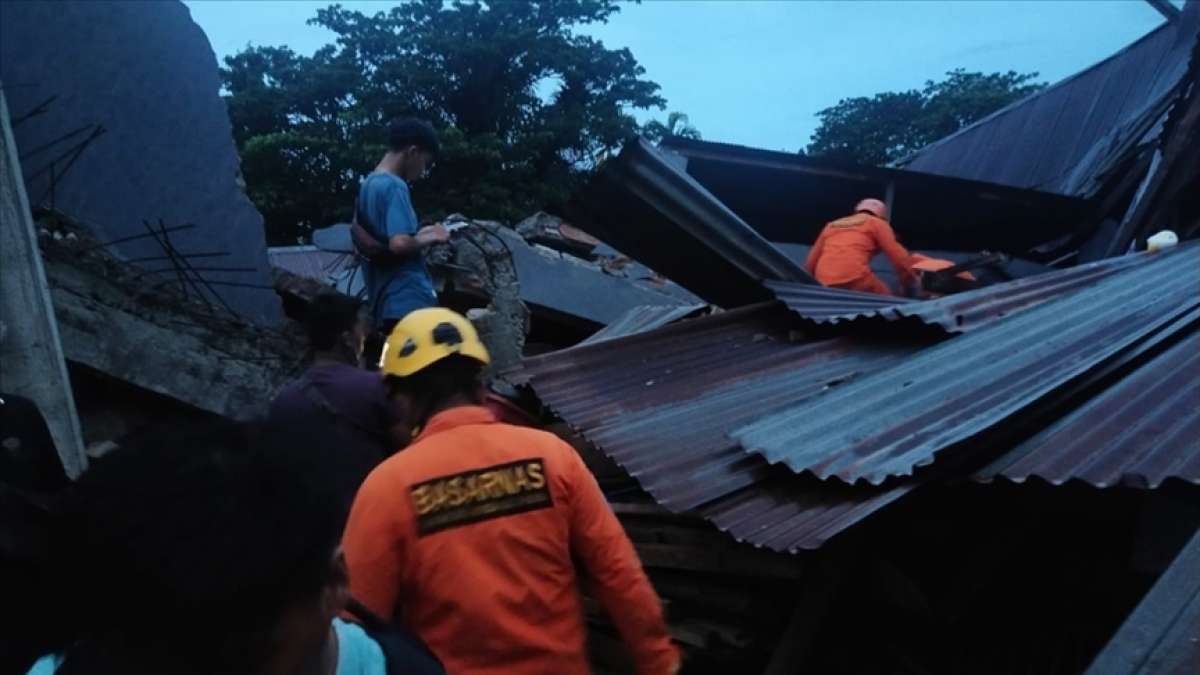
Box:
[515, 211, 601, 258]
[1, 94, 87, 478]
[0, 0, 282, 324]
[37, 211, 299, 421]
[431, 216, 531, 373]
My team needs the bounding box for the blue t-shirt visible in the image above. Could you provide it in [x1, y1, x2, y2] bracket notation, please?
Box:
[357, 173, 437, 324]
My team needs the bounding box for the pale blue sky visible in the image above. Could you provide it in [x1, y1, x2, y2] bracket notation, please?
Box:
[184, 0, 1175, 151]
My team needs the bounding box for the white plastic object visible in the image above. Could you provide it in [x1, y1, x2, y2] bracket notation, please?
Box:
[1146, 230, 1179, 252]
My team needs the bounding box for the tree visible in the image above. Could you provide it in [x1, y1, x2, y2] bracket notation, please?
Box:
[642, 111, 701, 144]
[805, 69, 1045, 166]
[221, 0, 665, 245]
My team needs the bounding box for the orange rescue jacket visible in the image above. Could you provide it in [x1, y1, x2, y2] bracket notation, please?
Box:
[805, 213, 917, 290]
[342, 405, 680, 675]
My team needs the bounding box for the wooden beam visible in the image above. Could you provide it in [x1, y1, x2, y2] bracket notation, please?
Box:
[1145, 0, 1181, 21]
[0, 83, 87, 477]
[634, 542, 804, 580]
[763, 560, 842, 675]
[1104, 149, 1163, 258]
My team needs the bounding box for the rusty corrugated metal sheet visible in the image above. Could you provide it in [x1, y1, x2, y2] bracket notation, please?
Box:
[517, 303, 923, 551]
[698, 476, 915, 553]
[578, 304, 707, 346]
[978, 329, 1200, 489]
[734, 244, 1200, 484]
[767, 250, 1149, 333]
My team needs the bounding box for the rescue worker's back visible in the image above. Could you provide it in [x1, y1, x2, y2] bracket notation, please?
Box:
[344, 406, 677, 674]
[805, 199, 917, 295]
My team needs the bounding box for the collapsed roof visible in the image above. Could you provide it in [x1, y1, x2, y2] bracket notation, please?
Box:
[510, 244, 1200, 553]
[657, 137, 1090, 253]
[899, 2, 1200, 197]
[270, 215, 699, 329]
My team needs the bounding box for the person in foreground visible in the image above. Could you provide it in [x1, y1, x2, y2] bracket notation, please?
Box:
[342, 308, 682, 675]
[24, 421, 443, 675]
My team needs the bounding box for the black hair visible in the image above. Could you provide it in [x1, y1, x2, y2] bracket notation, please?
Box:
[47, 419, 354, 675]
[387, 118, 440, 157]
[305, 292, 363, 352]
[384, 354, 484, 428]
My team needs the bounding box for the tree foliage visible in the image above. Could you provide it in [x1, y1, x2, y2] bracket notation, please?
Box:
[222, 0, 664, 244]
[642, 111, 701, 144]
[805, 69, 1045, 166]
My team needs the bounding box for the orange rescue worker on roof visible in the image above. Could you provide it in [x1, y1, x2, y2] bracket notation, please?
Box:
[804, 198, 918, 296]
[342, 308, 681, 675]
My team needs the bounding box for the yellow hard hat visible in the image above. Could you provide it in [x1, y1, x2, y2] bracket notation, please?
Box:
[379, 308, 491, 378]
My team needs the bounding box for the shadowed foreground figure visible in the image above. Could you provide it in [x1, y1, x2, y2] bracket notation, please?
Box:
[23, 421, 442, 675]
[270, 292, 410, 497]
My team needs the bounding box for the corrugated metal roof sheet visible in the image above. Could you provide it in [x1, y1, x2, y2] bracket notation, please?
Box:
[516, 303, 924, 551]
[492, 225, 696, 325]
[268, 245, 363, 296]
[580, 137, 813, 308]
[578, 304, 707, 346]
[772, 242, 1056, 291]
[767, 250, 1151, 333]
[900, 10, 1197, 195]
[978, 329, 1200, 489]
[734, 244, 1200, 484]
[516, 246, 1200, 551]
[1084, 525, 1200, 675]
[661, 137, 1091, 254]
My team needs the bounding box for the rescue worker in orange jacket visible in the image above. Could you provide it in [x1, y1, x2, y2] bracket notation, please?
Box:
[804, 198, 918, 296]
[342, 308, 681, 675]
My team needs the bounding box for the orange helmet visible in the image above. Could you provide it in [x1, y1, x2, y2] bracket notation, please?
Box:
[855, 198, 889, 221]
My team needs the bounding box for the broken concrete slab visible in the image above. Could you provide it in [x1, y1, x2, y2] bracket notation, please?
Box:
[39, 213, 299, 420]
[0, 0, 281, 324]
[0, 89, 87, 478]
[292, 214, 699, 330]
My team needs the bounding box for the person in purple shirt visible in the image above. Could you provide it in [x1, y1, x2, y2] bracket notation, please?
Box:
[270, 293, 409, 499]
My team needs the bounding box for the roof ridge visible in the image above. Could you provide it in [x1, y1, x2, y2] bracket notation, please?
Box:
[895, 18, 1176, 167]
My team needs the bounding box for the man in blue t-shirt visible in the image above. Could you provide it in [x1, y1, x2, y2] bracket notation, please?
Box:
[352, 118, 449, 341]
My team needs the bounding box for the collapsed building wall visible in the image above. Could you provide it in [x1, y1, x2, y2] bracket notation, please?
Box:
[0, 0, 282, 324]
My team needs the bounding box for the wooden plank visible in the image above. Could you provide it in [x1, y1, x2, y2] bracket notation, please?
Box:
[0, 84, 86, 477]
[648, 572, 755, 615]
[622, 520, 746, 549]
[635, 542, 804, 580]
[763, 560, 842, 675]
[1084, 526, 1200, 675]
[612, 501, 709, 525]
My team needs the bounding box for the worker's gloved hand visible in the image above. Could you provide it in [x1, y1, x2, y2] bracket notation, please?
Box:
[416, 223, 451, 246]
